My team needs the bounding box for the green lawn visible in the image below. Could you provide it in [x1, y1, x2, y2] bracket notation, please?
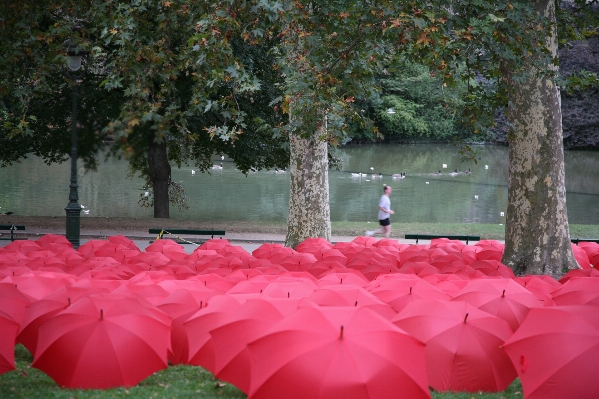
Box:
[1, 345, 524, 399]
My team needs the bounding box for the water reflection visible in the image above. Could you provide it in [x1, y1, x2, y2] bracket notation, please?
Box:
[0, 144, 597, 224]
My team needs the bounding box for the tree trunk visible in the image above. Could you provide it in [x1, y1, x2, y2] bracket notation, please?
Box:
[285, 121, 331, 248]
[147, 137, 171, 218]
[502, 0, 578, 276]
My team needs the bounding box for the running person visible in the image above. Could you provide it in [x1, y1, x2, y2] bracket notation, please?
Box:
[366, 185, 394, 238]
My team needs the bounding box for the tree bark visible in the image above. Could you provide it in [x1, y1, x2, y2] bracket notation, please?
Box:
[285, 119, 331, 248]
[503, 0, 578, 276]
[147, 137, 171, 218]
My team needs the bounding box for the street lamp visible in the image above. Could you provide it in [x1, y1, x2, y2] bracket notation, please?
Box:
[64, 39, 88, 249]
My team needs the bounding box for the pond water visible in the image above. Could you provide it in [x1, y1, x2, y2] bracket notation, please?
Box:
[1, 144, 598, 224]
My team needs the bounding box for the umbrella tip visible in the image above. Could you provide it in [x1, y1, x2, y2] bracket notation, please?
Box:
[463, 313, 469, 323]
[340, 278, 343, 284]
[355, 300, 358, 307]
[100, 309, 104, 320]
[339, 325, 344, 340]
[502, 289, 505, 298]
[68, 297, 71, 306]
[409, 286, 412, 294]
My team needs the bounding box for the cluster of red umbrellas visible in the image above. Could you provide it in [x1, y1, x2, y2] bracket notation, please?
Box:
[1, 234, 598, 398]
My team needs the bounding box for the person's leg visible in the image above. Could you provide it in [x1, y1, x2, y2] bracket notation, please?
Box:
[383, 224, 391, 238]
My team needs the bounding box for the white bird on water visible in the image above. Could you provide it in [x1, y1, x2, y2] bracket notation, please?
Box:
[442, 164, 447, 168]
[144, 191, 150, 197]
[192, 169, 196, 175]
[212, 163, 223, 170]
[474, 195, 479, 200]
[83, 210, 90, 215]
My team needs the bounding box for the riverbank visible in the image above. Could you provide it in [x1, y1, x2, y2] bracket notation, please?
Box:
[2, 215, 599, 242]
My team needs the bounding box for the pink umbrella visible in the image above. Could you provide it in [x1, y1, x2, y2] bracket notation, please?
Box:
[392, 299, 516, 392]
[558, 267, 599, 284]
[210, 297, 302, 392]
[502, 304, 599, 399]
[295, 237, 333, 252]
[398, 261, 440, 277]
[261, 277, 318, 299]
[183, 294, 246, 367]
[551, 277, 599, 305]
[32, 293, 172, 388]
[366, 274, 451, 312]
[77, 239, 109, 259]
[3, 240, 42, 254]
[246, 305, 430, 399]
[451, 278, 543, 332]
[108, 235, 139, 250]
[35, 234, 72, 247]
[0, 309, 19, 375]
[307, 285, 397, 319]
[316, 269, 369, 288]
[571, 243, 592, 269]
[351, 236, 379, 247]
[0, 281, 34, 324]
[16, 284, 111, 353]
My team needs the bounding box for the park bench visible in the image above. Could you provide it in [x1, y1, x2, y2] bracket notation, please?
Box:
[571, 238, 599, 244]
[149, 228, 226, 245]
[404, 234, 480, 245]
[0, 224, 26, 241]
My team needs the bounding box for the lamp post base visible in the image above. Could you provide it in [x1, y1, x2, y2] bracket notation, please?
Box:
[65, 203, 81, 249]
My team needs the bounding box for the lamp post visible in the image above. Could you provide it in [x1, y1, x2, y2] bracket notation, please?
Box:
[64, 40, 87, 249]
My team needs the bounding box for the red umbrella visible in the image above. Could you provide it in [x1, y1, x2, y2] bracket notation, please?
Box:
[252, 243, 294, 260]
[451, 278, 543, 332]
[513, 275, 560, 305]
[360, 263, 401, 281]
[502, 305, 599, 399]
[366, 274, 451, 312]
[210, 297, 302, 392]
[3, 240, 42, 255]
[108, 235, 139, 250]
[315, 269, 369, 288]
[187, 274, 236, 293]
[295, 237, 333, 253]
[306, 260, 346, 278]
[198, 239, 232, 251]
[331, 241, 362, 258]
[398, 261, 440, 277]
[0, 309, 19, 376]
[17, 284, 111, 353]
[306, 285, 397, 320]
[261, 277, 318, 299]
[183, 294, 246, 368]
[246, 305, 430, 399]
[571, 243, 592, 269]
[558, 267, 599, 284]
[32, 293, 172, 388]
[35, 234, 72, 247]
[551, 277, 599, 305]
[0, 281, 34, 324]
[278, 253, 317, 272]
[392, 299, 516, 392]
[4, 272, 74, 300]
[77, 239, 109, 259]
[351, 236, 379, 247]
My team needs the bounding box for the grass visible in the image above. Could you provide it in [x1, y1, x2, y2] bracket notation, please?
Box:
[1, 345, 524, 399]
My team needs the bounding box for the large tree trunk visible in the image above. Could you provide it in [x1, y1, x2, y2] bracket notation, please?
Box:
[502, 0, 578, 276]
[147, 137, 171, 218]
[285, 121, 331, 248]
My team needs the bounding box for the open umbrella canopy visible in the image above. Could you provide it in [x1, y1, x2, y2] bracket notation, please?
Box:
[17, 284, 111, 353]
[210, 297, 302, 392]
[366, 274, 451, 312]
[392, 299, 516, 392]
[246, 305, 430, 399]
[451, 278, 543, 332]
[0, 309, 19, 376]
[32, 293, 172, 389]
[550, 277, 599, 306]
[0, 282, 34, 324]
[502, 304, 599, 399]
[306, 285, 397, 320]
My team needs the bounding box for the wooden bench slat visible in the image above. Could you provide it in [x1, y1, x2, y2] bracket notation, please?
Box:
[0, 224, 26, 241]
[149, 228, 225, 244]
